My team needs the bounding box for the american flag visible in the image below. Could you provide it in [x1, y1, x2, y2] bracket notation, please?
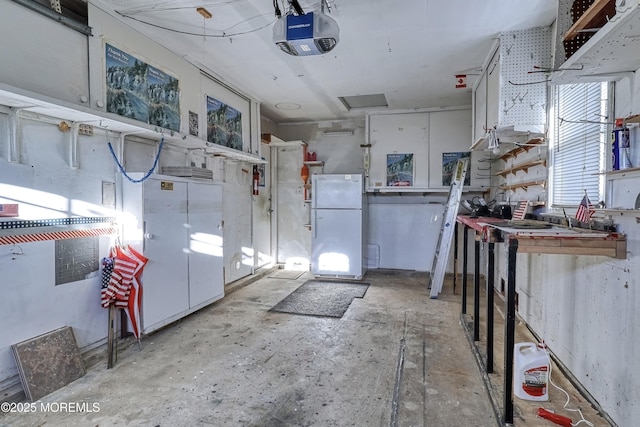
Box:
[576, 194, 595, 223]
[0, 204, 19, 217]
[100, 245, 147, 339]
[512, 201, 528, 220]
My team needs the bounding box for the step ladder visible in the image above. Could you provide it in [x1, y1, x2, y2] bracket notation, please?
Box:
[429, 158, 468, 299]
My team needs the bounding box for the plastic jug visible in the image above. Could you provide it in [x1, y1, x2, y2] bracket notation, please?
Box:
[513, 342, 549, 401]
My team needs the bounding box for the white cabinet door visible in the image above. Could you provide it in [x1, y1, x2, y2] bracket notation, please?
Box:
[187, 182, 224, 308]
[141, 178, 190, 332]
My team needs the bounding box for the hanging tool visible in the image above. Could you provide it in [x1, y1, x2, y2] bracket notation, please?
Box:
[537, 408, 572, 427]
[300, 144, 310, 200]
[301, 163, 310, 200]
[253, 165, 260, 195]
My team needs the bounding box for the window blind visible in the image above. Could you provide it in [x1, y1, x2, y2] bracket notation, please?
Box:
[550, 82, 607, 207]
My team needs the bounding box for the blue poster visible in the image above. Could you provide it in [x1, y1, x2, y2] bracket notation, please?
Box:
[442, 152, 471, 186]
[105, 44, 180, 131]
[147, 65, 180, 131]
[206, 96, 243, 151]
[386, 153, 414, 186]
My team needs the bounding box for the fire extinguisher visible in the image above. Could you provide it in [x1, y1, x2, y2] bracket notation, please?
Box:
[252, 165, 260, 196]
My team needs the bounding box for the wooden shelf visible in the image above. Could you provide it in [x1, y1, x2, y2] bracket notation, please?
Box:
[623, 114, 640, 125]
[500, 180, 547, 192]
[496, 159, 547, 177]
[563, 0, 617, 42]
[600, 166, 640, 176]
[553, 2, 640, 84]
[262, 134, 307, 147]
[304, 161, 324, 167]
[499, 138, 545, 161]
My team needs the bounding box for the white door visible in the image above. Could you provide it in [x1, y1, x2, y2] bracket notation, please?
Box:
[187, 182, 224, 308]
[311, 208, 362, 278]
[141, 178, 190, 332]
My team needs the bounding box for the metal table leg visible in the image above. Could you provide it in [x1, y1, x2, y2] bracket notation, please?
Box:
[503, 238, 518, 425]
[462, 226, 469, 315]
[487, 241, 495, 373]
[473, 233, 480, 341]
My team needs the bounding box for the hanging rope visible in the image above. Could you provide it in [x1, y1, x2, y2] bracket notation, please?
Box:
[107, 135, 165, 183]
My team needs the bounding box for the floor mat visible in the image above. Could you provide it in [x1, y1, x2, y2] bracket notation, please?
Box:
[268, 269, 305, 280]
[270, 280, 369, 318]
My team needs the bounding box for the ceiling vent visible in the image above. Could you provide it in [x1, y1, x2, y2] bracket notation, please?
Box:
[338, 94, 388, 110]
[273, 11, 339, 56]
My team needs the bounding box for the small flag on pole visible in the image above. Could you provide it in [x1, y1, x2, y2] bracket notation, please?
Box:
[575, 193, 595, 223]
[512, 201, 529, 220]
[0, 204, 19, 217]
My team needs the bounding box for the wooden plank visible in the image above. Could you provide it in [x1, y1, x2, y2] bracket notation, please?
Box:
[516, 236, 626, 258]
[500, 180, 547, 192]
[623, 114, 640, 125]
[496, 159, 547, 177]
[499, 138, 545, 161]
[563, 0, 616, 41]
[518, 245, 617, 257]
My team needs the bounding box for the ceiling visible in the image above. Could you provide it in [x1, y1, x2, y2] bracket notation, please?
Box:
[94, 0, 558, 124]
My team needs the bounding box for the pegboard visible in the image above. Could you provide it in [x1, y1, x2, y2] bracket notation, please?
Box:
[556, 0, 621, 65]
[55, 237, 99, 285]
[498, 27, 552, 127]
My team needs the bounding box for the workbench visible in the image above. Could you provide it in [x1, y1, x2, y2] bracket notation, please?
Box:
[454, 215, 626, 425]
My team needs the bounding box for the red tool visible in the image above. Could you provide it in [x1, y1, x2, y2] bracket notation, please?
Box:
[538, 408, 572, 427]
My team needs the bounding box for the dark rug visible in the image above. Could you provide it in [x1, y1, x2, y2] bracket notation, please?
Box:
[270, 280, 369, 318]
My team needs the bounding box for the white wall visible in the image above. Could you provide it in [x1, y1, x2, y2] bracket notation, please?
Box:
[0, 4, 270, 393]
[483, 68, 640, 426]
[270, 112, 484, 272]
[0, 115, 116, 388]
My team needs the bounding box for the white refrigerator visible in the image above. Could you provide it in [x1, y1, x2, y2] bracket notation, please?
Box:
[311, 174, 366, 280]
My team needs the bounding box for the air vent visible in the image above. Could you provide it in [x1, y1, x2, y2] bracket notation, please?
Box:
[338, 94, 388, 110]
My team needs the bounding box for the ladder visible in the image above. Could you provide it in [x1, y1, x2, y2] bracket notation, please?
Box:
[429, 158, 468, 299]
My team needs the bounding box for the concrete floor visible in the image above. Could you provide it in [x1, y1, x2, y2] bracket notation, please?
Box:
[1, 269, 497, 427]
[0, 268, 613, 427]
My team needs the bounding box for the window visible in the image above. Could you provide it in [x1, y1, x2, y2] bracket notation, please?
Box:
[548, 82, 609, 208]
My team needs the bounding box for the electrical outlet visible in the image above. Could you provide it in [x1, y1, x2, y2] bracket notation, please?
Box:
[78, 124, 93, 136]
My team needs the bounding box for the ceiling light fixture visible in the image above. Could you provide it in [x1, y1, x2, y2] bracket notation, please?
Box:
[275, 102, 301, 110]
[323, 130, 354, 136]
[196, 7, 212, 19]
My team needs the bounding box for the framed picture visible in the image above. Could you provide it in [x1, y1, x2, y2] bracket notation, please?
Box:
[386, 153, 414, 186]
[442, 152, 471, 186]
[189, 111, 199, 136]
[105, 44, 180, 131]
[206, 96, 243, 151]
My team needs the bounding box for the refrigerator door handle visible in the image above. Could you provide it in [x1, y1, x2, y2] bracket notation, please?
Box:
[312, 209, 317, 239]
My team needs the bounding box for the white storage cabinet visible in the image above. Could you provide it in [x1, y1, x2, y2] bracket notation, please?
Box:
[122, 174, 224, 334]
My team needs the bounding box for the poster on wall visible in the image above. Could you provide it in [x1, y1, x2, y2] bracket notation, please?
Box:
[147, 65, 180, 131]
[386, 153, 414, 186]
[442, 152, 471, 186]
[105, 44, 180, 131]
[189, 111, 199, 136]
[206, 96, 243, 151]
